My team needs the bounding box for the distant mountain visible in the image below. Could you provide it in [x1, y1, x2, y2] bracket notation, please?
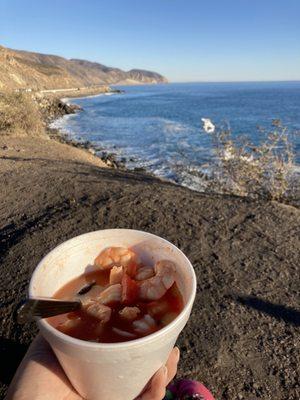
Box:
[0, 45, 168, 90]
[128, 69, 167, 83]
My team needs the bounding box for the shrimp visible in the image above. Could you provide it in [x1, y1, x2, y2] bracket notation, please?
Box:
[112, 327, 136, 339]
[135, 266, 154, 281]
[119, 306, 140, 321]
[94, 247, 138, 270]
[109, 266, 123, 285]
[85, 301, 112, 323]
[57, 316, 82, 333]
[139, 260, 176, 301]
[98, 283, 122, 305]
[147, 299, 169, 317]
[133, 314, 157, 334]
[79, 285, 105, 306]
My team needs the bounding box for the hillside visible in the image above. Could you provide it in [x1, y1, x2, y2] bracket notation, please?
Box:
[0, 45, 168, 90]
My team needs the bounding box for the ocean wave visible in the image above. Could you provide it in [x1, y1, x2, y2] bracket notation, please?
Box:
[162, 120, 191, 134]
[63, 93, 110, 102]
[49, 114, 77, 133]
[292, 164, 300, 174]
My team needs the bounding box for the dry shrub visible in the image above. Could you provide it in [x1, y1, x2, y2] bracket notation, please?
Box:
[207, 121, 298, 202]
[0, 91, 45, 136]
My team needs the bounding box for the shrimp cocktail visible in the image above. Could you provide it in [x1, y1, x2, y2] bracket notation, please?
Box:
[49, 247, 184, 343]
[30, 229, 196, 400]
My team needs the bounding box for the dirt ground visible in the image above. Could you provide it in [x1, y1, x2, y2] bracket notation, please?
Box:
[0, 137, 299, 400]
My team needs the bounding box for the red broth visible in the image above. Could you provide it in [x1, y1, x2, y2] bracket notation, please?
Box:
[48, 267, 184, 343]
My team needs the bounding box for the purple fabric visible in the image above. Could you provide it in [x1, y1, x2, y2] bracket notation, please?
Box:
[166, 379, 215, 400]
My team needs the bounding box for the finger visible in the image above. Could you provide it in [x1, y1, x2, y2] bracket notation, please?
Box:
[6, 334, 83, 400]
[139, 366, 167, 400]
[25, 334, 53, 360]
[136, 347, 180, 400]
[165, 347, 180, 384]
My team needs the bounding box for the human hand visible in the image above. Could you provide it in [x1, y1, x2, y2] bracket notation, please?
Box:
[5, 335, 180, 400]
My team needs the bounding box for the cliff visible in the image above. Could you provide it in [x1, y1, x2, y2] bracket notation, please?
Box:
[0, 45, 168, 90]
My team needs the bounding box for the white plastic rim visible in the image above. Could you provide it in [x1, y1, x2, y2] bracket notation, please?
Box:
[29, 229, 197, 400]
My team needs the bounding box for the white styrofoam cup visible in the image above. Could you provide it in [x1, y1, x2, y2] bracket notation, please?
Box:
[29, 229, 197, 400]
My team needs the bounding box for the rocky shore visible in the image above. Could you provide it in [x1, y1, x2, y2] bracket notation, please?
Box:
[38, 89, 127, 170]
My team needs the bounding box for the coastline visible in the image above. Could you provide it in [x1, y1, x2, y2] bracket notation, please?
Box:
[44, 89, 143, 171]
[38, 84, 124, 98]
[46, 89, 300, 207]
[62, 92, 116, 102]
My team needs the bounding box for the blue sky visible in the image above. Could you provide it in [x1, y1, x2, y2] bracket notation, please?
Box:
[1, 0, 299, 82]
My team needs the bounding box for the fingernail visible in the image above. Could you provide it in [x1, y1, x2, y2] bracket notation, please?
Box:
[174, 347, 180, 361]
[163, 366, 168, 377]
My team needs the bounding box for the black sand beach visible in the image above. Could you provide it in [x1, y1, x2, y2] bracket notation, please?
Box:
[0, 135, 299, 399]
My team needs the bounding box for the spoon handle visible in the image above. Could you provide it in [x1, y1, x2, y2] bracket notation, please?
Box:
[17, 297, 81, 324]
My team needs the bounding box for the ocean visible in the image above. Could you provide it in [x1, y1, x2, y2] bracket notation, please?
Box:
[51, 82, 300, 191]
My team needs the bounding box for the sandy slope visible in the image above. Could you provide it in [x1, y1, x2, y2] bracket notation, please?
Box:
[0, 136, 299, 399]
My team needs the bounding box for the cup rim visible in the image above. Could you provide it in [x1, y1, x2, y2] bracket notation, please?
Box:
[29, 229, 197, 350]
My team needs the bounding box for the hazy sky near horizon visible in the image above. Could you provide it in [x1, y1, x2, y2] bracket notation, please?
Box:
[1, 0, 300, 82]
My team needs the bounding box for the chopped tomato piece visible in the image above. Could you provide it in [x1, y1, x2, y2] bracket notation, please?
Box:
[168, 283, 183, 312]
[121, 273, 139, 305]
[161, 312, 177, 326]
[125, 262, 138, 278]
[147, 300, 170, 317]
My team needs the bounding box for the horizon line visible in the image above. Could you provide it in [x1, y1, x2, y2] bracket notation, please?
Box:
[169, 79, 300, 84]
